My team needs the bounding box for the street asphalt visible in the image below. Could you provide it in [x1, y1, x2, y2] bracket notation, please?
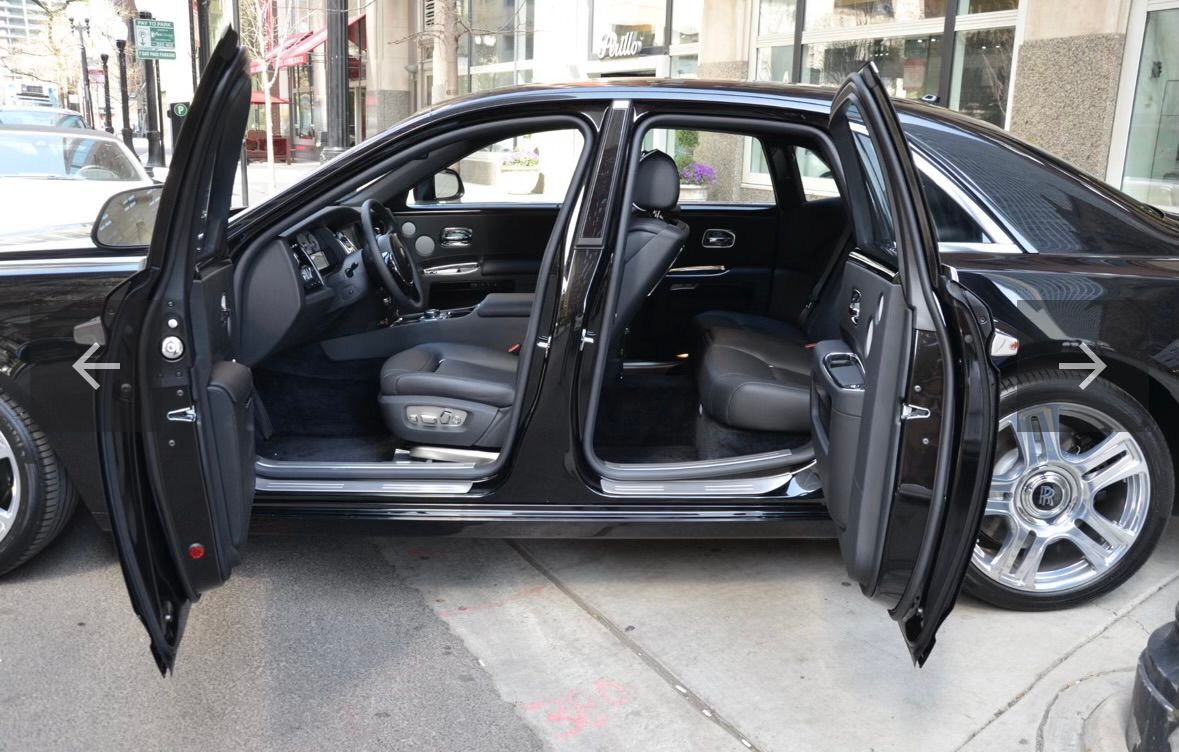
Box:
[2, 510, 1176, 751]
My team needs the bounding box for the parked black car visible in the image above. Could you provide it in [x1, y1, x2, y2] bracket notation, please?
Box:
[1, 32, 1177, 673]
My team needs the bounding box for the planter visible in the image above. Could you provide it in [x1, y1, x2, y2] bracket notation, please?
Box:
[501, 167, 540, 195]
[679, 184, 710, 202]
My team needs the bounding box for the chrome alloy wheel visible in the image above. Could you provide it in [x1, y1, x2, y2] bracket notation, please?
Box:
[972, 402, 1151, 594]
[0, 431, 20, 545]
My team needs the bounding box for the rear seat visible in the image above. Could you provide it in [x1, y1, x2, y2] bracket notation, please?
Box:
[694, 200, 850, 434]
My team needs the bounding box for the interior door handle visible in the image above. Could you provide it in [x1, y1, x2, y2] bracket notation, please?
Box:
[701, 229, 735, 249]
[440, 227, 473, 247]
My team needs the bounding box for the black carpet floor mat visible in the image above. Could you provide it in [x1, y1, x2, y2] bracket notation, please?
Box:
[257, 434, 402, 463]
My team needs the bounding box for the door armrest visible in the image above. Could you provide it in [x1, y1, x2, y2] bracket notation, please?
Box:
[475, 293, 534, 318]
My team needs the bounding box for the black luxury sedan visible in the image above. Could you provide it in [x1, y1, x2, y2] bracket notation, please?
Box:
[1, 31, 1178, 673]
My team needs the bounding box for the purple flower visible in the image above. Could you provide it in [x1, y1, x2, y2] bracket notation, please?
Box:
[679, 161, 716, 186]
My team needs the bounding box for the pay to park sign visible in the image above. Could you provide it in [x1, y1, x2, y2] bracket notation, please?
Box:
[133, 18, 176, 61]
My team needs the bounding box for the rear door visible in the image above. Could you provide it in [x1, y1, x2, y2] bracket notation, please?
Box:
[95, 29, 253, 674]
[811, 63, 998, 664]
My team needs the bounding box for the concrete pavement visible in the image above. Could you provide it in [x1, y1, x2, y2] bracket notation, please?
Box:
[2, 511, 1175, 751]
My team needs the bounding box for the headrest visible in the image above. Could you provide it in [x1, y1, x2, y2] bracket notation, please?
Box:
[633, 150, 680, 211]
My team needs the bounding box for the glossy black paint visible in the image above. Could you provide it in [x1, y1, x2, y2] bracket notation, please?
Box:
[2, 78, 1178, 536]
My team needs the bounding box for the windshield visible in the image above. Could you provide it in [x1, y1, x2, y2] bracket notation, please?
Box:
[0, 133, 142, 181]
[0, 109, 86, 127]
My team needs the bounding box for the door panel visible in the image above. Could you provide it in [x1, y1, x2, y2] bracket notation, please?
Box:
[395, 205, 558, 309]
[625, 204, 779, 359]
[96, 29, 253, 674]
[818, 64, 998, 665]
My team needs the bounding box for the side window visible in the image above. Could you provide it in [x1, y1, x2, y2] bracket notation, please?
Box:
[409, 129, 584, 206]
[794, 146, 840, 201]
[918, 173, 990, 244]
[848, 114, 898, 258]
[645, 128, 775, 204]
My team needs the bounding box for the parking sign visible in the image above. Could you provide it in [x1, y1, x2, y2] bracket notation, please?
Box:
[133, 18, 176, 60]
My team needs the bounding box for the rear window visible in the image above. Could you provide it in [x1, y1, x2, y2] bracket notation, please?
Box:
[902, 113, 1179, 255]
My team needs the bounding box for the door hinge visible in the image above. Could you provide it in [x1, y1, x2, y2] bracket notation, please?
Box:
[167, 406, 196, 423]
[579, 329, 596, 350]
[537, 335, 551, 351]
[901, 403, 931, 421]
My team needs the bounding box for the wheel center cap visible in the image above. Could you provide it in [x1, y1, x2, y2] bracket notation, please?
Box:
[1019, 471, 1073, 520]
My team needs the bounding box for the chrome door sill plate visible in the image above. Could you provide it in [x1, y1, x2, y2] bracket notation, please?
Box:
[256, 477, 474, 495]
[601, 461, 816, 497]
[409, 446, 499, 464]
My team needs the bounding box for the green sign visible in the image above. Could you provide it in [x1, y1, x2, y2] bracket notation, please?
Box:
[133, 18, 176, 60]
[171, 102, 189, 117]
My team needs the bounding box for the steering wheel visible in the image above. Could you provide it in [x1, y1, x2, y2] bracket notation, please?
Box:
[360, 199, 425, 313]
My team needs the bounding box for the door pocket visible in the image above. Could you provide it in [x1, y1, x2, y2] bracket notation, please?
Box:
[205, 360, 256, 560]
[810, 339, 866, 531]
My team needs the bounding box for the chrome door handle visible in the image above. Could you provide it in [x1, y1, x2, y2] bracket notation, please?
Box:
[440, 227, 473, 247]
[423, 262, 479, 276]
[701, 228, 735, 249]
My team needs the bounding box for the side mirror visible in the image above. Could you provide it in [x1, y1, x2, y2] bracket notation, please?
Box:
[92, 185, 164, 249]
[413, 167, 465, 203]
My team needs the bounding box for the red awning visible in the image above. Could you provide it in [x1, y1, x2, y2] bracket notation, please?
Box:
[247, 14, 365, 74]
[250, 90, 289, 105]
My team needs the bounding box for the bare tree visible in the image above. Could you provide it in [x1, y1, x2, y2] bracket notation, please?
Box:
[239, 0, 309, 192]
[393, 0, 531, 106]
[2, 1, 82, 108]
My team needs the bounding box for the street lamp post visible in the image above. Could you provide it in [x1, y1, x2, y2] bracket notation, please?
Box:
[69, 18, 94, 128]
[99, 53, 113, 133]
[135, 11, 166, 172]
[115, 39, 134, 152]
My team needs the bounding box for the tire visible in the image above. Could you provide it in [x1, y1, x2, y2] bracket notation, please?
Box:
[964, 370, 1172, 610]
[0, 389, 77, 576]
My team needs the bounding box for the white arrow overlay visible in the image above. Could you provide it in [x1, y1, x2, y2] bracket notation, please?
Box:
[1060, 341, 1106, 390]
[73, 342, 120, 390]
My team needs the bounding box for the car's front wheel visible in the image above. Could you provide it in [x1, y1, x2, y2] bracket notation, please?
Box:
[965, 370, 1172, 610]
[0, 390, 77, 576]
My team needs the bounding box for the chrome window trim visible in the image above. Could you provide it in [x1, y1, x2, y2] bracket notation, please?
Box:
[912, 151, 1022, 251]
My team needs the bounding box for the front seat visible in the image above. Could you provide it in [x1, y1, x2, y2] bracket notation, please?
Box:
[378, 149, 689, 449]
[609, 150, 689, 357]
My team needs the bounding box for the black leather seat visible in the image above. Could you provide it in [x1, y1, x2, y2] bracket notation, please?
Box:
[697, 324, 813, 432]
[694, 202, 850, 434]
[378, 149, 689, 449]
[610, 150, 689, 355]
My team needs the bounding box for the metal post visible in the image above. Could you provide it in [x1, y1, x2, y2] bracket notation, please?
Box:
[100, 53, 113, 133]
[138, 12, 166, 172]
[116, 39, 134, 151]
[70, 18, 94, 127]
[322, 0, 349, 161]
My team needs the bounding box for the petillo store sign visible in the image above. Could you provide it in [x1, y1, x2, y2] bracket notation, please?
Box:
[594, 31, 644, 59]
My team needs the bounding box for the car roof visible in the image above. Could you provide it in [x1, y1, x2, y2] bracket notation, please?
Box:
[0, 105, 79, 114]
[0, 123, 119, 138]
[422, 78, 1003, 139]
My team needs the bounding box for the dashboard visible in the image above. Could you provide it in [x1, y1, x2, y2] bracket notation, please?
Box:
[237, 205, 374, 366]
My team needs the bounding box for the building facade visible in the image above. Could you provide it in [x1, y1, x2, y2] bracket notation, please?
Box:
[204, 0, 1177, 212]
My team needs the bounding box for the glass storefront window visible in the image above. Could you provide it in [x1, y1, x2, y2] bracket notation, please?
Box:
[949, 27, 1013, 126]
[671, 55, 698, 78]
[957, 0, 1018, 13]
[470, 0, 516, 66]
[671, 0, 701, 44]
[592, 0, 667, 55]
[755, 45, 794, 83]
[1122, 8, 1179, 212]
[803, 34, 942, 100]
[805, 0, 946, 31]
[758, 0, 797, 36]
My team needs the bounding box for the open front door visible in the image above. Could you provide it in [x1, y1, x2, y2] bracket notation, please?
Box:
[811, 63, 998, 665]
[95, 30, 253, 674]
